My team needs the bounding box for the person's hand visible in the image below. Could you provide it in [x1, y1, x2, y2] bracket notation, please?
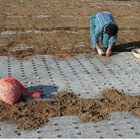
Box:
[106, 46, 113, 56]
[96, 45, 105, 55]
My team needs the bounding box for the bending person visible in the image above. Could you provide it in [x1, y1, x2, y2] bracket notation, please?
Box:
[90, 11, 119, 56]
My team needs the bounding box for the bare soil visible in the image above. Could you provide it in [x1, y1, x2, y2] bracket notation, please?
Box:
[0, 0, 140, 59]
[0, 89, 140, 130]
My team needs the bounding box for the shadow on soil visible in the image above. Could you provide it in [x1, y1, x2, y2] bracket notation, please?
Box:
[113, 41, 140, 52]
[20, 85, 59, 102]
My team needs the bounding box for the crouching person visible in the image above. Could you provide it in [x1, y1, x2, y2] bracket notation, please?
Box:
[90, 11, 119, 56]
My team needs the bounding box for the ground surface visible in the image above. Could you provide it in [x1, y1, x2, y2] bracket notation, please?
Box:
[1, 89, 140, 130]
[0, 0, 140, 59]
[0, 52, 140, 138]
[0, 0, 140, 138]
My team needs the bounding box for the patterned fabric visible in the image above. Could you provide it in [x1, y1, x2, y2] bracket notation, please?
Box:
[89, 11, 118, 49]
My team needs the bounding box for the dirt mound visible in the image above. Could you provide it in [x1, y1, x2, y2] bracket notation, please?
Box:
[0, 88, 140, 130]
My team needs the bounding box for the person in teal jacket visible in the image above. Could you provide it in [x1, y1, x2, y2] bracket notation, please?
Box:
[90, 11, 119, 56]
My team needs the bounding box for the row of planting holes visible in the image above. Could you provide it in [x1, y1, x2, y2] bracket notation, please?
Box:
[41, 57, 56, 85]
[30, 59, 41, 83]
[130, 58, 140, 87]
[65, 58, 92, 95]
[7, 57, 12, 76]
[41, 56, 58, 95]
[20, 59, 41, 85]
[53, 57, 73, 92]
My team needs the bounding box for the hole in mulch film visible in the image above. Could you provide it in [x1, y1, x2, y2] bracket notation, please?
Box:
[136, 132, 140, 136]
[118, 134, 123, 137]
[124, 116, 129, 119]
[57, 135, 62, 138]
[8, 73, 12, 76]
[100, 137, 104, 139]
[131, 127, 135, 130]
[96, 130, 101, 133]
[89, 77, 94, 81]
[75, 126, 79, 129]
[114, 128, 119, 131]
[110, 123, 115, 126]
[93, 125, 98, 128]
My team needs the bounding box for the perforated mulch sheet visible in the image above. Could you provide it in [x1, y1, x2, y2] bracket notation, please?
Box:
[0, 52, 140, 138]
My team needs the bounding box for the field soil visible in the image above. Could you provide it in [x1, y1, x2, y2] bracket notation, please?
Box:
[1, 89, 140, 130]
[0, 0, 140, 59]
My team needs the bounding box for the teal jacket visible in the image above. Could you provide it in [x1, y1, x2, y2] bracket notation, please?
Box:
[90, 12, 118, 49]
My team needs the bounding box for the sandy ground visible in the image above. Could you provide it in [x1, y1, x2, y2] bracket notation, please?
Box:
[0, 0, 140, 130]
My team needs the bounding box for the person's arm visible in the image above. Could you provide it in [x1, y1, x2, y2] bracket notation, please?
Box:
[108, 35, 117, 47]
[95, 30, 102, 49]
[106, 35, 117, 56]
